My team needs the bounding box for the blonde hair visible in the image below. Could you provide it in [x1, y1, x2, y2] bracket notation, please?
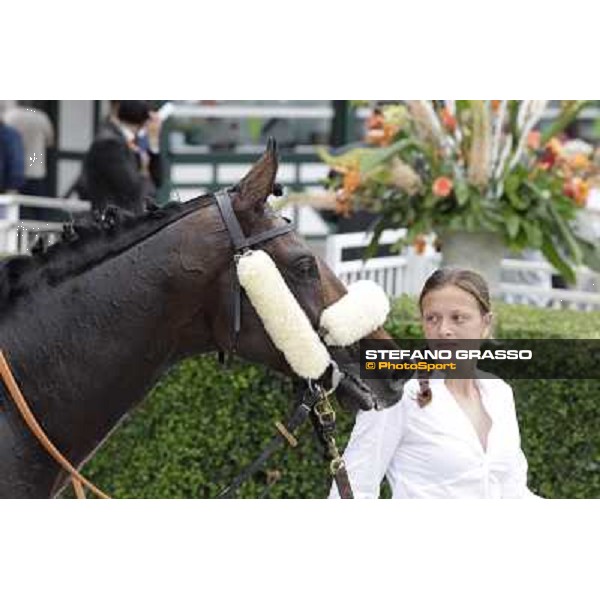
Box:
[418, 267, 491, 315]
[416, 267, 492, 407]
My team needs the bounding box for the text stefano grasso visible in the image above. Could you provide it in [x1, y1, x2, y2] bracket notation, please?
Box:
[364, 349, 533, 361]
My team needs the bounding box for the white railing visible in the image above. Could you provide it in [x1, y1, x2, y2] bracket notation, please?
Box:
[326, 229, 600, 311]
[166, 102, 334, 120]
[327, 229, 412, 296]
[0, 194, 91, 255]
[500, 258, 600, 310]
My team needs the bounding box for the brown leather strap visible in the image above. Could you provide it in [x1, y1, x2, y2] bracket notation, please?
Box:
[331, 459, 354, 499]
[0, 350, 110, 499]
[71, 476, 86, 499]
[312, 389, 354, 499]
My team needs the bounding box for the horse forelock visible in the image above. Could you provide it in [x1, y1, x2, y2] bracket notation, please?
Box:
[0, 195, 215, 313]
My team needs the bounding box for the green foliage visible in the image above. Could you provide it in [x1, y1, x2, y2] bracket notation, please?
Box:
[78, 357, 344, 499]
[317, 139, 419, 177]
[78, 298, 600, 499]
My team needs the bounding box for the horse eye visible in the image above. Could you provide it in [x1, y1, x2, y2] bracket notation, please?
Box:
[294, 257, 318, 278]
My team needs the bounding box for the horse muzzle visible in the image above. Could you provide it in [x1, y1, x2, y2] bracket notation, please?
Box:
[237, 249, 403, 410]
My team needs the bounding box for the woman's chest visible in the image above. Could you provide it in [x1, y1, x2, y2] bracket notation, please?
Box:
[452, 394, 493, 451]
[394, 389, 521, 481]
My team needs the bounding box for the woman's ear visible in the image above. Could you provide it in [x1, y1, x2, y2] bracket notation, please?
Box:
[482, 311, 494, 338]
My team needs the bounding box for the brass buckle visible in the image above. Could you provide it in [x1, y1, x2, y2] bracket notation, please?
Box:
[234, 248, 253, 264]
[313, 398, 336, 426]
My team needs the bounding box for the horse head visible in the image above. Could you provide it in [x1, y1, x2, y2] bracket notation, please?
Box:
[203, 140, 404, 411]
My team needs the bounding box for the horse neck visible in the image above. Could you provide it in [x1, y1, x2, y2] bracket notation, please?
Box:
[3, 205, 232, 489]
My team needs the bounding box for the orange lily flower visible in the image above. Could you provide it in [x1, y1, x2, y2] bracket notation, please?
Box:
[563, 177, 589, 207]
[527, 131, 541, 150]
[440, 108, 457, 132]
[547, 137, 563, 157]
[367, 109, 384, 131]
[413, 235, 427, 255]
[568, 154, 590, 171]
[343, 167, 361, 196]
[432, 176, 453, 198]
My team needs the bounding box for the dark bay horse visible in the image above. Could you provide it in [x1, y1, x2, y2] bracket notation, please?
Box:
[0, 142, 402, 498]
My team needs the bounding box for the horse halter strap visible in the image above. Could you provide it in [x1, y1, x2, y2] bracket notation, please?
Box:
[214, 189, 294, 356]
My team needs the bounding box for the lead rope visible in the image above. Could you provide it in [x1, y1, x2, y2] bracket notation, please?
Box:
[310, 384, 353, 499]
[218, 383, 319, 498]
[219, 379, 354, 499]
[0, 350, 110, 499]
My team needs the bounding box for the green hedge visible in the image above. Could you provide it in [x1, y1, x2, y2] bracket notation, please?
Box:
[77, 297, 600, 499]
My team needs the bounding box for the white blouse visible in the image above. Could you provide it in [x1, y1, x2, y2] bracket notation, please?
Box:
[329, 374, 538, 499]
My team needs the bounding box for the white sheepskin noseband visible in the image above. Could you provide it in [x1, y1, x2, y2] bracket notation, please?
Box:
[237, 250, 331, 380]
[237, 250, 390, 380]
[319, 279, 390, 346]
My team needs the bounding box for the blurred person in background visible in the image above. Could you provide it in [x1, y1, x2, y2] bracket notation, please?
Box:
[0, 101, 25, 201]
[3, 100, 54, 197]
[77, 100, 162, 214]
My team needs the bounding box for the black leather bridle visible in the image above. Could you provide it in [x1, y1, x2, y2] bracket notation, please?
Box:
[213, 186, 346, 392]
[212, 187, 353, 499]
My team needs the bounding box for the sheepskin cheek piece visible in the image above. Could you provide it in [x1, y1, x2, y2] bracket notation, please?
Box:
[237, 250, 331, 380]
[319, 279, 390, 347]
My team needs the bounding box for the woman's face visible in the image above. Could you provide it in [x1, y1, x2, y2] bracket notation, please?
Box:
[421, 284, 492, 341]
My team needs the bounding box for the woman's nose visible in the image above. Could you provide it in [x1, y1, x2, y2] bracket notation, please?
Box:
[438, 319, 454, 337]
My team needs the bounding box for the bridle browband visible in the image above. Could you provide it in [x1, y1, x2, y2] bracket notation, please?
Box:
[215, 188, 295, 254]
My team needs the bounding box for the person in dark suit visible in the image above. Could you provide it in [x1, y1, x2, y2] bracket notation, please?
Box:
[78, 100, 162, 214]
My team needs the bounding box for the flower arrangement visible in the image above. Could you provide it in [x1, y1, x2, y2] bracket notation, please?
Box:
[318, 101, 600, 282]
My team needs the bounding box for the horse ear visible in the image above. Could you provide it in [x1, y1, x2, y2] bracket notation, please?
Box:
[235, 137, 279, 211]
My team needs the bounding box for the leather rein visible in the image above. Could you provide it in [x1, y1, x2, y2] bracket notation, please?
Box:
[0, 188, 353, 499]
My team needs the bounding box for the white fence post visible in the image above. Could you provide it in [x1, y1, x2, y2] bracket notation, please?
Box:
[0, 194, 91, 256]
[0, 195, 20, 255]
[404, 247, 440, 296]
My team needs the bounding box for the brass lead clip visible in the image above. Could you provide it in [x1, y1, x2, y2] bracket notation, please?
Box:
[313, 398, 336, 426]
[329, 456, 345, 476]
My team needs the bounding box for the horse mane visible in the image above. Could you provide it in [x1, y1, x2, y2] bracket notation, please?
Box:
[0, 196, 214, 312]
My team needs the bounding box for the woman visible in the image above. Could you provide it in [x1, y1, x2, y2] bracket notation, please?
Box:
[330, 267, 539, 499]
